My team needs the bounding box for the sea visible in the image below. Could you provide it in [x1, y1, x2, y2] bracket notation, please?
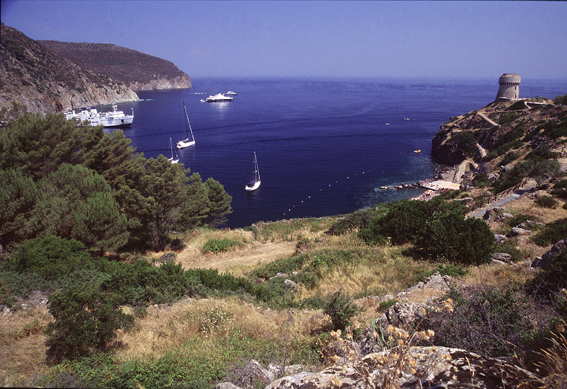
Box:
[102, 78, 567, 229]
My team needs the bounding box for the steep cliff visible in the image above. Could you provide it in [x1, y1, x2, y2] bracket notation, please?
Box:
[39, 41, 191, 92]
[0, 24, 139, 114]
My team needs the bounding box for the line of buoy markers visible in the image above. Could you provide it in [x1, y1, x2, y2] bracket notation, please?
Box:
[283, 170, 371, 217]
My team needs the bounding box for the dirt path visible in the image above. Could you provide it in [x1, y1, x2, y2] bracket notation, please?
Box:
[175, 240, 296, 276]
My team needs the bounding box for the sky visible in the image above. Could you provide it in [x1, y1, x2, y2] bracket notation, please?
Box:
[2, 1, 567, 80]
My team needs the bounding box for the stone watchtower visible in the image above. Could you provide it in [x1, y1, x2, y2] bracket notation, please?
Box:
[495, 73, 521, 101]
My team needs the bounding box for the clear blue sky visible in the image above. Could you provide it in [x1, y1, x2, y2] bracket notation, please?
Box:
[2, 1, 566, 80]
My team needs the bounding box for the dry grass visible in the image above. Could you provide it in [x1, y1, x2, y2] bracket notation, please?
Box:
[459, 262, 537, 288]
[115, 297, 328, 362]
[488, 193, 567, 258]
[0, 305, 52, 387]
[294, 247, 435, 303]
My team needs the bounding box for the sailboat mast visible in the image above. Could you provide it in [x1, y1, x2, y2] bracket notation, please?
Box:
[254, 152, 260, 181]
[184, 103, 195, 141]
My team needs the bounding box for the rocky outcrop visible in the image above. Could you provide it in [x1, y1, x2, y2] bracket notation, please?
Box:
[532, 237, 567, 268]
[0, 24, 139, 114]
[39, 40, 191, 92]
[265, 347, 540, 389]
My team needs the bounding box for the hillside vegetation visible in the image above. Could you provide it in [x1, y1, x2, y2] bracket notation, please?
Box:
[1, 95, 567, 388]
[39, 41, 191, 92]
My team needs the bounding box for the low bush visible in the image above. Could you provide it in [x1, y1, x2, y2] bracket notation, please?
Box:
[493, 159, 562, 193]
[531, 218, 567, 246]
[551, 180, 567, 199]
[202, 238, 242, 254]
[506, 214, 539, 228]
[422, 285, 535, 358]
[323, 290, 362, 331]
[499, 151, 519, 166]
[101, 261, 190, 306]
[45, 289, 134, 364]
[327, 207, 385, 235]
[535, 196, 559, 209]
[495, 240, 524, 262]
[498, 112, 520, 126]
[448, 131, 478, 157]
[529, 250, 567, 296]
[378, 298, 398, 312]
[9, 235, 104, 280]
[472, 173, 490, 188]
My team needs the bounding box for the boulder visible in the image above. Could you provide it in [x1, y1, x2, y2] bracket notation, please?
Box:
[215, 383, 242, 389]
[266, 346, 540, 389]
[533, 237, 567, 269]
[494, 212, 513, 223]
[508, 227, 529, 237]
[491, 253, 512, 263]
[405, 272, 452, 293]
[381, 301, 428, 327]
[284, 279, 297, 288]
[159, 252, 176, 263]
[235, 359, 274, 388]
[494, 234, 507, 244]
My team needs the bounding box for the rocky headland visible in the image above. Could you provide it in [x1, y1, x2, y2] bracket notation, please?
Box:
[39, 40, 191, 92]
[0, 24, 191, 114]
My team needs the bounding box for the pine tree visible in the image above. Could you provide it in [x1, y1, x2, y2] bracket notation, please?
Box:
[204, 177, 233, 227]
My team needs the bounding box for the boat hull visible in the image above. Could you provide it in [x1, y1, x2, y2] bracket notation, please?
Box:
[177, 139, 195, 149]
[65, 104, 134, 127]
[206, 93, 233, 102]
[245, 180, 261, 192]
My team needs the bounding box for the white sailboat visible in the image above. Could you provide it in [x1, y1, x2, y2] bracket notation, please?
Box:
[177, 102, 195, 149]
[168, 137, 179, 164]
[245, 152, 261, 192]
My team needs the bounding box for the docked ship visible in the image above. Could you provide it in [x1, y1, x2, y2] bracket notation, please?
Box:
[205, 93, 233, 102]
[65, 103, 134, 127]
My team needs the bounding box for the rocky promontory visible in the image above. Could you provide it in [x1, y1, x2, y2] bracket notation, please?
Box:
[1, 24, 192, 114]
[431, 97, 565, 168]
[0, 24, 139, 114]
[39, 40, 191, 92]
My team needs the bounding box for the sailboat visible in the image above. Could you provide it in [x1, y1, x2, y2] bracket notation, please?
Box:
[245, 152, 261, 192]
[176, 102, 195, 149]
[168, 137, 179, 164]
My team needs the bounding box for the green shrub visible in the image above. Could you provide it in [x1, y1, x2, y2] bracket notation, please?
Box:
[531, 218, 567, 246]
[472, 173, 490, 188]
[11, 235, 95, 280]
[327, 208, 384, 235]
[448, 131, 477, 156]
[493, 159, 562, 193]
[498, 112, 519, 126]
[45, 289, 134, 364]
[413, 212, 495, 265]
[551, 180, 567, 199]
[499, 151, 518, 167]
[202, 238, 241, 254]
[101, 260, 189, 306]
[539, 118, 567, 140]
[529, 250, 567, 296]
[378, 299, 398, 312]
[359, 198, 463, 246]
[506, 214, 539, 228]
[495, 240, 524, 262]
[535, 196, 559, 209]
[323, 290, 362, 331]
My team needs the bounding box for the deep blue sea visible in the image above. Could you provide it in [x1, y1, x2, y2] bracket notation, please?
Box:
[103, 78, 567, 228]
